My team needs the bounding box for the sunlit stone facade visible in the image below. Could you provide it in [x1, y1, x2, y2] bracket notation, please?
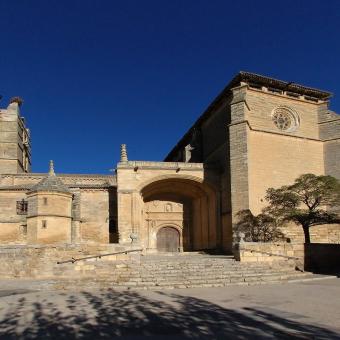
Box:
[1, 72, 340, 251]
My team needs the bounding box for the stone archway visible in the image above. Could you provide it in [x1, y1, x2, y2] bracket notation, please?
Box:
[140, 177, 217, 252]
[156, 226, 180, 252]
[116, 161, 220, 252]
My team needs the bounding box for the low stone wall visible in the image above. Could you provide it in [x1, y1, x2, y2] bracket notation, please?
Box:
[0, 243, 142, 279]
[233, 242, 304, 269]
[305, 243, 340, 273]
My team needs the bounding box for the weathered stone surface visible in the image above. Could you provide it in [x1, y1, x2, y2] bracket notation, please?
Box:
[0, 72, 339, 254]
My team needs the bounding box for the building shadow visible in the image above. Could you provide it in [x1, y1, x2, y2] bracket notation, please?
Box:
[0, 289, 339, 339]
[304, 243, 340, 278]
[108, 187, 118, 243]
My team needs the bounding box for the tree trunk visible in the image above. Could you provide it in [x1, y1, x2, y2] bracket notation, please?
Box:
[302, 225, 311, 244]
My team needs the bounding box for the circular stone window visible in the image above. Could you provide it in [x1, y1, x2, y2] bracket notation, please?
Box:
[272, 107, 299, 132]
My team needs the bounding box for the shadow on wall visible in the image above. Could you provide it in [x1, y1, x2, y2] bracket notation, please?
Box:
[108, 187, 118, 243]
[305, 243, 340, 277]
[0, 290, 339, 339]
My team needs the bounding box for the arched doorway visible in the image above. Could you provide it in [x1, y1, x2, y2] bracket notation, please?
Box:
[157, 227, 180, 252]
[140, 176, 218, 252]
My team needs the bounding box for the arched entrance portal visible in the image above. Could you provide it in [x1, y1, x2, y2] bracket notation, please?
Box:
[139, 176, 218, 253]
[157, 227, 180, 252]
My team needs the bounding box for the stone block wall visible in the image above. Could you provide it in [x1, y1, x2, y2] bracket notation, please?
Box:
[0, 173, 116, 246]
[0, 191, 27, 244]
[0, 101, 31, 174]
[229, 122, 249, 216]
[0, 244, 141, 279]
[282, 223, 340, 244]
[233, 241, 340, 273]
[234, 242, 304, 268]
[79, 190, 110, 243]
[246, 88, 324, 139]
[248, 131, 324, 214]
[26, 191, 73, 244]
[324, 140, 340, 180]
[116, 161, 219, 251]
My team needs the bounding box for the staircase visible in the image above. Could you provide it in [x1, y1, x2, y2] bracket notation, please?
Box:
[50, 253, 315, 290]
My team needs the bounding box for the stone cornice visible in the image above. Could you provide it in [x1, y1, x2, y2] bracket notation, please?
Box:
[318, 118, 340, 125]
[229, 120, 340, 143]
[0, 186, 29, 191]
[0, 173, 116, 179]
[245, 120, 320, 140]
[246, 86, 328, 106]
[0, 184, 116, 192]
[27, 214, 72, 219]
[0, 220, 26, 223]
[75, 187, 111, 192]
[117, 161, 204, 171]
[117, 189, 136, 194]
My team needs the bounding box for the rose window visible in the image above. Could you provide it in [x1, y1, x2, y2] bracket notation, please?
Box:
[272, 107, 299, 132]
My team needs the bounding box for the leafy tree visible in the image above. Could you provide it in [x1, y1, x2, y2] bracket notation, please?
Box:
[235, 209, 285, 242]
[265, 174, 340, 243]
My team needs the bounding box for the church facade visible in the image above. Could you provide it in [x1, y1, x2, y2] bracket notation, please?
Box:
[1, 72, 340, 252]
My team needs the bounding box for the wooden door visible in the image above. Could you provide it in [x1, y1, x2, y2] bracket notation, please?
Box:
[157, 227, 179, 252]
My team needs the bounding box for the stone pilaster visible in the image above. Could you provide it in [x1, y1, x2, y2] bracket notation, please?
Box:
[229, 85, 250, 235]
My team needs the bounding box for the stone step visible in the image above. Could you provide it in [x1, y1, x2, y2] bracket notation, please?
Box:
[46, 271, 312, 290]
[45, 253, 309, 290]
[65, 270, 306, 281]
[54, 266, 298, 275]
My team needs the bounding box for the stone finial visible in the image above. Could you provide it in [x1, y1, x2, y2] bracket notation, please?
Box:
[49, 160, 55, 176]
[9, 97, 24, 106]
[120, 144, 128, 162]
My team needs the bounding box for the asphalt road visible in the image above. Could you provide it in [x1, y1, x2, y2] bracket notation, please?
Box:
[0, 277, 339, 339]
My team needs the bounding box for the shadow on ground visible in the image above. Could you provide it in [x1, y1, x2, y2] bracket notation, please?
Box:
[0, 289, 339, 339]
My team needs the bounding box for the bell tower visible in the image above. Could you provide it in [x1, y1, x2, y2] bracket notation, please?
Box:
[0, 97, 31, 174]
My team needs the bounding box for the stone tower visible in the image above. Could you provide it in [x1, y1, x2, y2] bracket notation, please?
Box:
[0, 97, 31, 174]
[26, 161, 73, 244]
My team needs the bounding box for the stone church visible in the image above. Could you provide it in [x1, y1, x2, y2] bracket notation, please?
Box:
[1, 72, 340, 253]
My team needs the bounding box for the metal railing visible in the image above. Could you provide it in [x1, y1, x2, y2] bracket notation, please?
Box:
[56, 248, 143, 264]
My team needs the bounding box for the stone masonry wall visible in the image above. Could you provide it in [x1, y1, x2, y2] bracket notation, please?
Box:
[234, 242, 304, 269]
[246, 88, 324, 139]
[0, 102, 30, 174]
[242, 86, 340, 244]
[0, 191, 27, 244]
[116, 162, 219, 250]
[0, 244, 141, 279]
[248, 131, 324, 214]
[79, 190, 110, 243]
[0, 173, 115, 245]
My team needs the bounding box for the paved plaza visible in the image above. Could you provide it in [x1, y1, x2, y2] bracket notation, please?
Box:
[0, 277, 339, 339]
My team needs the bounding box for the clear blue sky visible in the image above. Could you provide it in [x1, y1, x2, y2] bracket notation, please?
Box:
[1, 0, 339, 174]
